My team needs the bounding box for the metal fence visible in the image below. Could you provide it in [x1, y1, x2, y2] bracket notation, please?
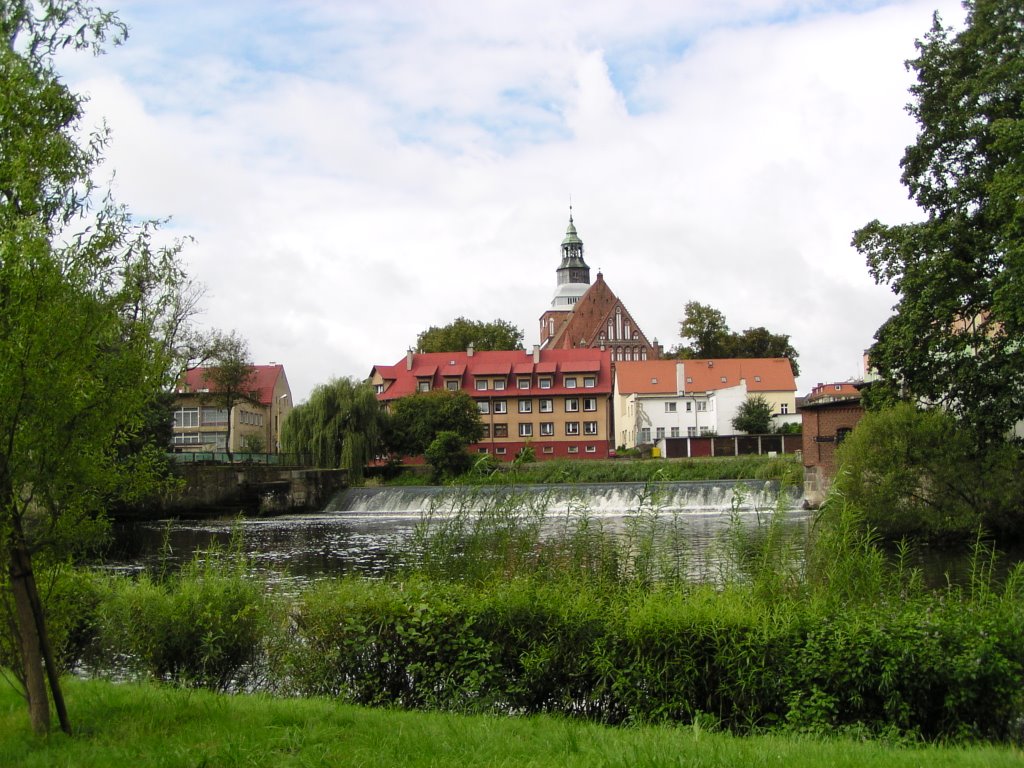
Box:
[166, 451, 313, 466]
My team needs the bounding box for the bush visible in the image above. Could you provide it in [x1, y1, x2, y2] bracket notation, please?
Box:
[424, 430, 473, 482]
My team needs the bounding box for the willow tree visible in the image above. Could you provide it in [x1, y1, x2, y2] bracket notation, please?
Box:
[281, 378, 385, 482]
[0, 2, 192, 735]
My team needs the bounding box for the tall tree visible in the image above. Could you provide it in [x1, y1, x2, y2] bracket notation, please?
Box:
[386, 390, 483, 457]
[198, 330, 258, 459]
[416, 317, 524, 353]
[672, 302, 800, 375]
[281, 378, 385, 483]
[0, 0, 191, 735]
[731, 395, 774, 434]
[853, 0, 1024, 444]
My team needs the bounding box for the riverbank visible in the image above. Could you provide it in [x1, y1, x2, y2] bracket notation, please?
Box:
[2, 678, 1020, 768]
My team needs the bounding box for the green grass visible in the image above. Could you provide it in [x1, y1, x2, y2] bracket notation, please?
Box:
[2, 677, 1020, 767]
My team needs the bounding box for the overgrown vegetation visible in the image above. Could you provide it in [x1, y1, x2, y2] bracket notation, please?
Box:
[16, 488, 1024, 745]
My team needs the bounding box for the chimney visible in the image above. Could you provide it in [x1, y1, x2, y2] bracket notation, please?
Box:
[406, 349, 414, 370]
[467, 342, 475, 357]
[533, 344, 540, 363]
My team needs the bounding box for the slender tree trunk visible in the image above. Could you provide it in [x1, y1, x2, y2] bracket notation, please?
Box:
[8, 516, 72, 735]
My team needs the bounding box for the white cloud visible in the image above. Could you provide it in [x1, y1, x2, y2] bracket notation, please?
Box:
[59, 0, 965, 400]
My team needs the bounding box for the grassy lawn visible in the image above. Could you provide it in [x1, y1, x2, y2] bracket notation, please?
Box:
[1, 678, 1020, 768]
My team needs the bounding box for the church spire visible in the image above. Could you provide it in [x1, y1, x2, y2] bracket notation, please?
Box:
[549, 208, 591, 309]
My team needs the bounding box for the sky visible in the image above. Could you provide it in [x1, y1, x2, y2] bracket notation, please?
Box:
[57, 0, 966, 403]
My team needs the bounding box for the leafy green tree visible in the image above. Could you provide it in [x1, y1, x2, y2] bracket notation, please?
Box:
[0, 1, 191, 735]
[386, 390, 483, 457]
[424, 431, 473, 482]
[281, 378, 384, 483]
[672, 302, 800, 375]
[197, 330, 258, 460]
[730, 395, 774, 434]
[833, 403, 1024, 539]
[416, 317, 524, 353]
[853, 0, 1024, 444]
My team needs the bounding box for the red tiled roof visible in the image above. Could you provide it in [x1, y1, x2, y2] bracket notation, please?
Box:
[179, 364, 286, 406]
[370, 348, 613, 401]
[614, 360, 680, 394]
[615, 358, 796, 396]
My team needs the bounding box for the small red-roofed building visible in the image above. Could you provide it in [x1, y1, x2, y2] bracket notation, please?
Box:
[798, 380, 866, 507]
[613, 358, 799, 450]
[370, 346, 613, 460]
[171, 364, 293, 453]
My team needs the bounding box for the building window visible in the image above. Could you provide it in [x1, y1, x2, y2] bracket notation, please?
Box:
[542, 446, 554, 454]
[665, 402, 677, 413]
[481, 424, 490, 438]
[583, 376, 596, 388]
[640, 427, 651, 443]
[835, 384, 842, 391]
[494, 423, 508, 438]
[172, 432, 201, 445]
[517, 377, 531, 389]
[493, 380, 506, 391]
[671, 427, 680, 437]
[374, 384, 385, 394]
[417, 381, 430, 392]
[754, 376, 761, 382]
[446, 380, 459, 391]
[584, 445, 597, 453]
[518, 399, 532, 413]
[656, 427, 665, 439]
[781, 403, 789, 414]
[493, 400, 507, 414]
[836, 427, 852, 444]
[688, 427, 698, 437]
[584, 421, 598, 435]
[519, 423, 533, 437]
[475, 379, 488, 391]
[697, 401, 707, 412]
[685, 402, 692, 412]
[539, 398, 553, 413]
[567, 445, 579, 454]
[700, 426, 711, 436]
[496, 447, 507, 455]
[583, 397, 597, 412]
[540, 422, 554, 436]
[565, 398, 579, 412]
[565, 422, 580, 435]
[539, 377, 552, 389]
[200, 407, 228, 426]
[564, 377, 577, 389]
[478, 447, 489, 453]
[720, 376, 727, 383]
[686, 376, 693, 384]
[478, 402, 490, 415]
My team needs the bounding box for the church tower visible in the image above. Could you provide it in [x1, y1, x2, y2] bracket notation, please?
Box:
[540, 210, 591, 345]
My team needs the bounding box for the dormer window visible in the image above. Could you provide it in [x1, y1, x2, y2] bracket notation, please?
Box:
[475, 379, 488, 391]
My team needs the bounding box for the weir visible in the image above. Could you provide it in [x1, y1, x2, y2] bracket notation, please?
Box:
[329, 480, 800, 517]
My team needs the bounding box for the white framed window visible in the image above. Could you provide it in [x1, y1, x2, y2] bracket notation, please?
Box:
[754, 376, 762, 382]
[446, 380, 459, 391]
[781, 403, 789, 414]
[374, 384, 385, 394]
[640, 427, 651, 443]
[477, 447, 489, 454]
[700, 426, 711, 435]
[671, 427, 680, 437]
[565, 398, 579, 412]
[564, 376, 577, 388]
[583, 421, 598, 435]
[518, 399, 532, 413]
[539, 377, 552, 389]
[539, 398, 553, 413]
[199, 407, 227, 426]
[656, 427, 665, 439]
[565, 422, 580, 435]
[583, 397, 597, 412]
[697, 401, 707, 412]
[493, 379, 506, 391]
[583, 376, 596, 388]
[417, 381, 430, 392]
[688, 427, 698, 437]
[519, 423, 533, 437]
[517, 377, 531, 389]
[542, 446, 554, 454]
[686, 402, 693, 412]
[540, 422, 554, 436]
[496, 447, 507, 455]
[172, 432, 200, 445]
[493, 400, 507, 414]
[475, 379, 488, 391]
[478, 402, 490, 415]
[686, 377, 693, 384]
[567, 445, 579, 454]
[665, 402, 677, 413]
[584, 445, 597, 453]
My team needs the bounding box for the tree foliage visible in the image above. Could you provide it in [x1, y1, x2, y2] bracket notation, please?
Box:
[0, 0, 192, 735]
[423, 430, 473, 482]
[280, 378, 384, 483]
[853, 0, 1024, 444]
[416, 317, 524, 353]
[197, 330, 258, 458]
[386, 390, 483, 457]
[672, 302, 800, 375]
[730, 395, 774, 434]
[833, 403, 1024, 540]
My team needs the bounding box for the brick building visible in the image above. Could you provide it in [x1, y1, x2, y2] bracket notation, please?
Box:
[798, 382, 865, 506]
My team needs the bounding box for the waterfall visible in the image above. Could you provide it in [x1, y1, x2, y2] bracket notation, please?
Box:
[328, 480, 799, 517]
